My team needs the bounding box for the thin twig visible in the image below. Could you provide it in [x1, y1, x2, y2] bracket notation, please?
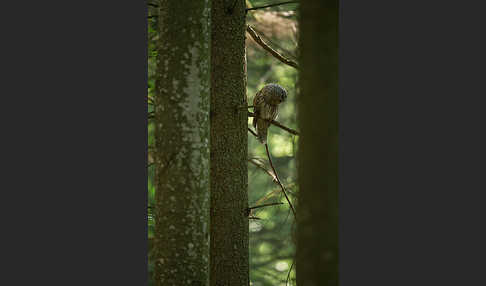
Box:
[247, 25, 299, 69]
[286, 260, 295, 286]
[248, 111, 299, 135]
[248, 202, 283, 210]
[255, 188, 281, 206]
[248, 128, 258, 138]
[246, 1, 298, 12]
[251, 25, 298, 62]
[248, 157, 277, 182]
[265, 143, 296, 217]
[249, 216, 262, 220]
[148, 111, 155, 120]
[148, 3, 158, 8]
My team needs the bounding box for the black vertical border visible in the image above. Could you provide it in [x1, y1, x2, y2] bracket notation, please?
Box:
[341, 0, 486, 285]
[1, 1, 147, 284]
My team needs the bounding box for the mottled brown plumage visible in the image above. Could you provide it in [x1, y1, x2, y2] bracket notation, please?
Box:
[252, 83, 287, 144]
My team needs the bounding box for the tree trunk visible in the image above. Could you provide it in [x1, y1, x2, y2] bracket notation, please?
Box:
[153, 1, 211, 285]
[296, 0, 339, 285]
[209, 1, 248, 285]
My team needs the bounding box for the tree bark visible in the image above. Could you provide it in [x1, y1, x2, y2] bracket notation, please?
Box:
[297, 0, 339, 285]
[153, 1, 211, 285]
[210, 1, 249, 285]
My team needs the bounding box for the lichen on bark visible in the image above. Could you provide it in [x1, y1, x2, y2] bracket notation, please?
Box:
[153, 1, 211, 285]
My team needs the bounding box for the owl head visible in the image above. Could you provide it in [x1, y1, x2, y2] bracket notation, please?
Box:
[263, 83, 287, 105]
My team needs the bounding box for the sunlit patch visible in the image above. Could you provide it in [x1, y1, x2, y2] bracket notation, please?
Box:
[275, 261, 289, 272]
[258, 242, 272, 255]
[249, 221, 263, 232]
[269, 134, 293, 156]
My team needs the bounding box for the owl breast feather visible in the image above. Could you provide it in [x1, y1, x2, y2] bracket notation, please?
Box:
[261, 102, 278, 120]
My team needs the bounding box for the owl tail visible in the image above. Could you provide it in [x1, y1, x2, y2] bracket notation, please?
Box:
[256, 121, 269, 144]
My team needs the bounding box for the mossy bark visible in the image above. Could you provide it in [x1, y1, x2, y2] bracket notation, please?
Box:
[153, 1, 211, 285]
[297, 0, 339, 285]
[209, 1, 248, 285]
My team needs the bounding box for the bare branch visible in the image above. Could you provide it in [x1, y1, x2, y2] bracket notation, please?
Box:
[253, 183, 295, 207]
[265, 143, 296, 217]
[251, 25, 298, 62]
[246, 25, 299, 69]
[248, 111, 299, 135]
[248, 157, 277, 183]
[246, 1, 299, 12]
[246, 202, 283, 217]
[286, 260, 295, 286]
[248, 202, 283, 210]
[248, 127, 258, 138]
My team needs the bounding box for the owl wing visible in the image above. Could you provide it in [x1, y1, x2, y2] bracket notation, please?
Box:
[253, 90, 264, 129]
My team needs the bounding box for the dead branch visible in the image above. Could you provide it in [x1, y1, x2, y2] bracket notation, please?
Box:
[246, 24, 299, 69]
[248, 127, 258, 138]
[265, 143, 296, 217]
[286, 260, 295, 286]
[248, 202, 284, 210]
[246, 202, 283, 218]
[248, 157, 278, 182]
[248, 111, 299, 135]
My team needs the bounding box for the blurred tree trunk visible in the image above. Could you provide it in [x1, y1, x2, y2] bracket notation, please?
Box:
[210, 1, 248, 285]
[153, 1, 211, 285]
[296, 0, 339, 285]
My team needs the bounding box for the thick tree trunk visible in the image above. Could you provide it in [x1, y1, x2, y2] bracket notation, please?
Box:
[297, 0, 339, 286]
[153, 1, 211, 285]
[209, 1, 248, 285]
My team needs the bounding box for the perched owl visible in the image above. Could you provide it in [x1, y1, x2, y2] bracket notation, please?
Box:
[252, 83, 287, 144]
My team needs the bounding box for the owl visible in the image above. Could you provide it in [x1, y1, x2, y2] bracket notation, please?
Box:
[252, 83, 287, 144]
